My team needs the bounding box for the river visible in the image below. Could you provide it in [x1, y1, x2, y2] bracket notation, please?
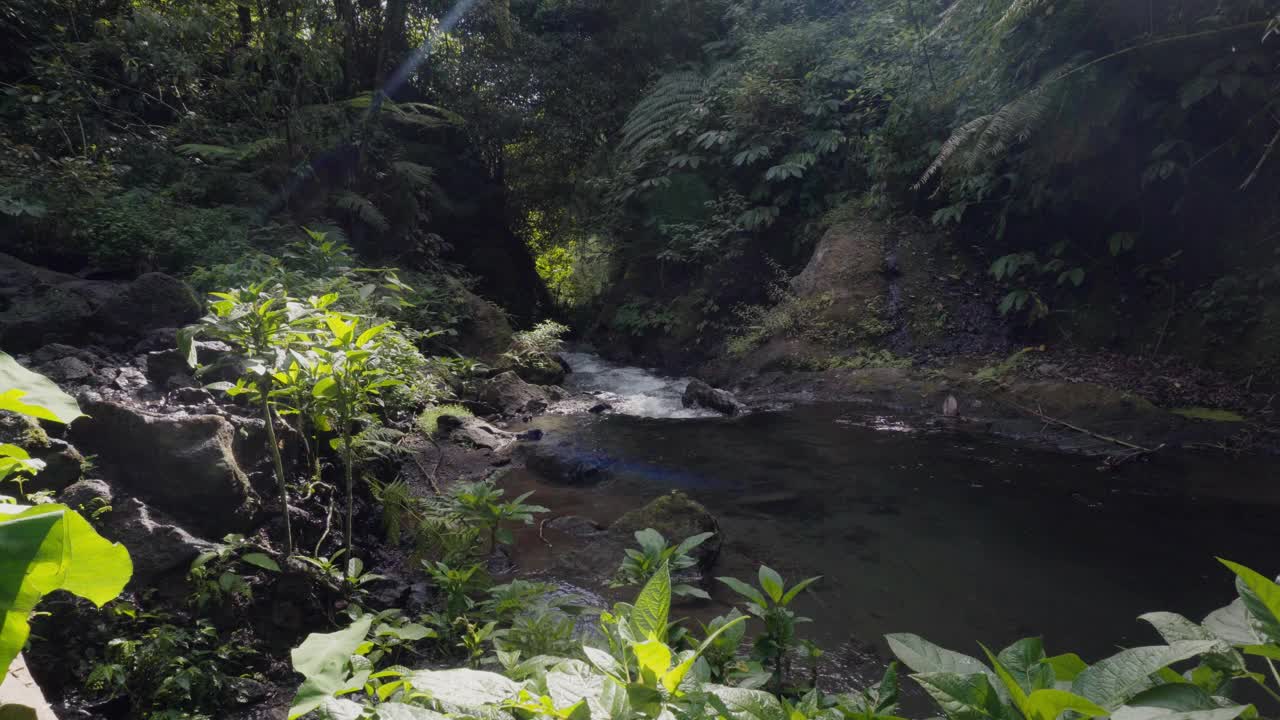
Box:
[501, 352, 1277, 690]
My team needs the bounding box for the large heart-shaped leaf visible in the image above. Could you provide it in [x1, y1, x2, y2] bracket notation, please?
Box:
[0, 353, 85, 424]
[289, 616, 372, 719]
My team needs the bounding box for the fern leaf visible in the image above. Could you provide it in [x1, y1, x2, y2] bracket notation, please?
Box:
[620, 70, 708, 156]
[392, 161, 436, 187]
[333, 191, 391, 232]
[176, 144, 242, 162]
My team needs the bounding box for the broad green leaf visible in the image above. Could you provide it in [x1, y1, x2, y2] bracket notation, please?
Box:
[1112, 706, 1250, 720]
[631, 563, 671, 642]
[996, 638, 1052, 692]
[911, 671, 1007, 720]
[372, 703, 451, 720]
[662, 613, 749, 692]
[673, 531, 714, 557]
[1242, 644, 1280, 660]
[887, 634, 995, 680]
[1044, 654, 1089, 683]
[1140, 613, 1216, 644]
[758, 566, 784, 603]
[633, 638, 673, 680]
[289, 615, 373, 719]
[582, 646, 623, 677]
[1022, 689, 1108, 720]
[1072, 642, 1218, 710]
[406, 668, 519, 711]
[1202, 600, 1258, 645]
[780, 575, 821, 606]
[0, 504, 131, 675]
[1218, 559, 1280, 642]
[0, 353, 85, 424]
[718, 576, 767, 607]
[355, 322, 391, 348]
[241, 552, 281, 572]
[1126, 683, 1220, 712]
[983, 644, 1029, 711]
[704, 684, 787, 720]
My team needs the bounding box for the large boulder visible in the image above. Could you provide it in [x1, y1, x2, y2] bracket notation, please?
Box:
[0, 254, 117, 352]
[70, 398, 257, 535]
[518, 441, 614, 485]
[480, 371, 550, 415]
[610, 490, 721, 571]
[682, 379, 744, 416]
[92, 272, 202, 335]
[0, 415, 84, 493]
[450, 288, 515, 364]
[99, 498, 217, 582]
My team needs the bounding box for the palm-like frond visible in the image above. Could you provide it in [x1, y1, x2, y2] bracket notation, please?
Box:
[392, 160, 435, 188]
[332, 191, 391, 232]
[620, 70, 708, 157]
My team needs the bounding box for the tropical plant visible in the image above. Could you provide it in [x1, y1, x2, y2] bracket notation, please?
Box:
[718, 566, 822, 693]
[0, 352, 132, 704]
[193, 283, 315, 556]
[612, 528, 715, 600]
[443, 479, 548, 553]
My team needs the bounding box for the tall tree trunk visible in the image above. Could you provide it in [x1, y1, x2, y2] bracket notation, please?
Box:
[236, 4, 253, 46]
[334, 0, 357, 96]
[374, 0, 408, 90]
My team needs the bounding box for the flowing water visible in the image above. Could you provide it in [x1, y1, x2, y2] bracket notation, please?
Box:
[504, 352, 1278, 689]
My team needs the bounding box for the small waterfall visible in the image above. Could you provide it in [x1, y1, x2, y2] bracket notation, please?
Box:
[559, 351, 719, 419]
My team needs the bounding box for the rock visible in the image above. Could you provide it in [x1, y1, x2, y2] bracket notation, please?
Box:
[681, 379, 744, 416]
[58, 477, 114, 510]
[588, 402, 612, 414]
[0, 254, 118, 352]
[93, 272, 202, 336]
[518, 442, 614, 485]
[225, 677, 273, 707]
[480, 371, 551, 415]
[25, 439, 84, 493]
[609, 490, 721, 571]
[437, 415, 516, 451]
[790, 219, 892, 327]
[36, 356, 94, 383]
[545, 515, 604, 537]
[509, 354, 567, 386]
[942, 394, 960, 417]
[170, 386, 215, 406]
[145, 349, 194, 387]
[99, 498, 217, 582]
[451, 288, 515, 364]
[515, 428, 543, 441]
[70, 399, 257, 535]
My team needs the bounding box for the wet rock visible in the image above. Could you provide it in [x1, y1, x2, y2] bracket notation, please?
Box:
[682, 379, 744, 416]
[58, 477, 114, 510]
[518, 442, 614, 485]
[480, 371, 550, 415]
[516, 428, 543, 441]
[99, 498, 217, 582]
[609, 490, 721, 571]
[71, 398, 257, 535]
[545, 515, 604, 537]
[509, 355, 567, 386]
[437, 414, 515, 451]
[93, 272, 202, 336]
[588, 402, 612, 414]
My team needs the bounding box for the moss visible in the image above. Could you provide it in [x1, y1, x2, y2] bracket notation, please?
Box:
[417, 404, 474, 436]
[611, 490, 717, 544]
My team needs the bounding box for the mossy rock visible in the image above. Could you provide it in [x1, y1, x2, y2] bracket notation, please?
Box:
[609, 490, 721, 571]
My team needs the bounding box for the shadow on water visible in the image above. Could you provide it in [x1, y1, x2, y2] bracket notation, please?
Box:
[504, 355, 1278, 692]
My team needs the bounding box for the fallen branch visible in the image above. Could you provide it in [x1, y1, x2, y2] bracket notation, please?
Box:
[1011, 399, 1164, 466]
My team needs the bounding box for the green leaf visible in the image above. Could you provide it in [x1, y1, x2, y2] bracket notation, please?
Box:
[406, 668, 519, 711]
[1022, 689, 1109, 720]
[1112, 706, 1249, 720]
[718, 576, 767, 607]
[583, 645, 624, 679]
[757, 566, 784, 603]
[0, 353, 85, 424]
[1043, 654, 1089, 683]
[633, 638, 672, 681]
[1072, 642, 1219, 710]
[704, 684, 787, 720]
[996, 638, 1051, 692]
[1242, 644, 1280, 660]
[1125, 683, 1222, 712]
[887, 634, 995, 680]
[289, 615, 373, 719]
[0, 504, 132, 675]
[911, 671, 1006, 720]
[1219, 559, 1280, 642]
[781, 576, 821, 606]
[241, 552, 281, 572]
[631, 563, 671, 641]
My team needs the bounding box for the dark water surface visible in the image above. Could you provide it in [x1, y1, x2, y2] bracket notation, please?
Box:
[502, 357, 1278, 689]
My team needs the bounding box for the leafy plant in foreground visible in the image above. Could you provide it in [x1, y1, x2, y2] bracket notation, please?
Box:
[718, 565, 821, 693]
[0, 352, 132, 697]
[444, 478, 548, 552]
[612, 527, 715, 600]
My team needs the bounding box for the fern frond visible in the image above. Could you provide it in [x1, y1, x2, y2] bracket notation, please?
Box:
[333, 191, 391, 232]
[392, 160, 436, 187]
[176, 144, 242, 162]
[996, 0, 1053, 32]
[620, 70, 708, 156]
[915, 114, 992, 189]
